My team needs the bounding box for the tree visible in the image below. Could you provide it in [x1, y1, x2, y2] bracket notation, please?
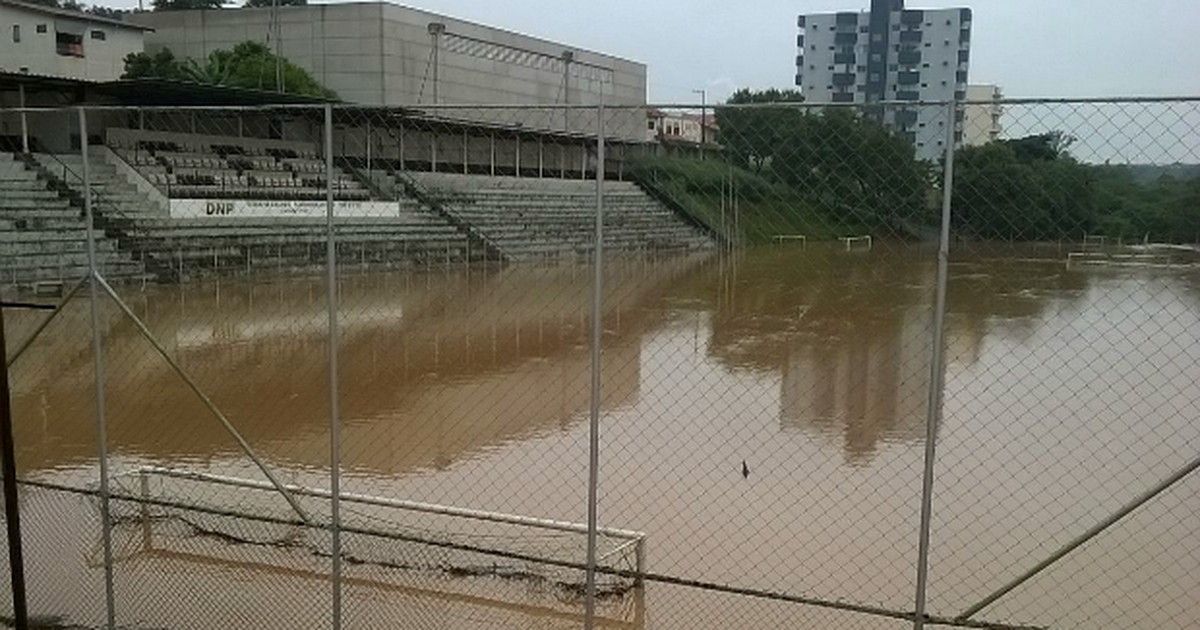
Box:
[715, 89, 932, 232]
[953, 134, 1100, 240]
[123, 48, 192, 81]
[152, 0, 224, 11]
[726, 88, 805, 105]
[123, 41, 336, 99]
[243, 0, 306, 6]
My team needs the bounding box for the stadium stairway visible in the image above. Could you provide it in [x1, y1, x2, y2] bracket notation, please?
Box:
[394, 171, 715, 262]
[1, 152, 145, 293]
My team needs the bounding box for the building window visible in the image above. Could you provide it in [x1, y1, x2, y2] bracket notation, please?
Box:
[56, 31, 84, 57]
[921, 83, 928, 88]
[36, 24, 47, 33]
[11, 25, 19, 43]
[647, 120, 656, 131]
[924, 42, 931, 48]
[90, 30, 105, 40]
[923, 63, 930, 68]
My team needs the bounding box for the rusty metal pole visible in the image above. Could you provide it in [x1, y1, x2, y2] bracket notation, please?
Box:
[0, 299, 29, 630]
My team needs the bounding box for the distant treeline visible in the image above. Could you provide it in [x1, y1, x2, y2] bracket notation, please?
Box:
[953, 133, 1200, 242]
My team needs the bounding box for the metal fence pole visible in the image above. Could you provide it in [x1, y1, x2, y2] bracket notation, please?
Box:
[324, 104, 343, 630]
[0, 299, 29, 630]
[80, 108, 117, 630]
[583, 99, 605, 630]
[912, 100, 957, 630]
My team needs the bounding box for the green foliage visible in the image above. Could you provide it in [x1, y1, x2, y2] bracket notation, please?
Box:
[20, 0, 126, 17]
[715, 95, 933, 234]
[627, 156, 857, 245]
[123, 41, 336, 99]
[152, 0, 225, 11]
[123, 48, 191, 81]
[726, 88, 805, 104]
[953, 133, 1199, 242]
[243, 0, 306, 6]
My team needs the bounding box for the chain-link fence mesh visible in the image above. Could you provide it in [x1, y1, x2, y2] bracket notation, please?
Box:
[0, 98, 1197, 630]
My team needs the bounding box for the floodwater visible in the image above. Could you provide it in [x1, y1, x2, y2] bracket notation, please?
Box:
[4, 244, 1199, 630]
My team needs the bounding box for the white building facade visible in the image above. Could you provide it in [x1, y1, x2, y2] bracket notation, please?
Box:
[963, 83, 1002, 146]
[0, 0, 149, 82]
[795, 0, 971, 160]
[646, 109, 717, 144]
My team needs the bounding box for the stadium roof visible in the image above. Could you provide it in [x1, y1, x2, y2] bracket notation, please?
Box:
[94, 79, 335, 106]
[0, 73, 335, 106]
[0, 0, 154, 31]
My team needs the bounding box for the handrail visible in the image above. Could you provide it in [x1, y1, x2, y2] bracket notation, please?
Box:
[391, 167, 509, 263]
[26, 152, 149, 239]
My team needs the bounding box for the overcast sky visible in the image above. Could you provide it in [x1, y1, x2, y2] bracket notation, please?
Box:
[103, 0, 1200, 103]
[297, 0, 1199, 103]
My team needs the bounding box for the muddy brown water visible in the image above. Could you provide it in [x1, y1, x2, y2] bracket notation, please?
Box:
[4, 244, 1199, 629]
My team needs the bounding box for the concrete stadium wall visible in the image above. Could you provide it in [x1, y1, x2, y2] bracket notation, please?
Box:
[129, 3, 647, 112]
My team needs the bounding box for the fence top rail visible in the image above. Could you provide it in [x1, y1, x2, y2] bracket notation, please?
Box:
[2, 95, 1197, 116]
[130, 466, 647, 542]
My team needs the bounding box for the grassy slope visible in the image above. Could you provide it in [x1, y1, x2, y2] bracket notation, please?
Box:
[627, 156, 868, 246]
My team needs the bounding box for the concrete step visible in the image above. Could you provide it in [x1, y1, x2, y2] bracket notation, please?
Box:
[0, 208, 84, 220]
[0, 261, 144, 287]
[0, 218, 87, 231]
[3, 238, 117, 255]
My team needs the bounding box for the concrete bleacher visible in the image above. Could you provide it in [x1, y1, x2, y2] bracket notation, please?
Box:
[107, 129, 369, 201]
[0, 153, 145, 291]
[91, 129, 475, 279]
[407, 172, 713, 261]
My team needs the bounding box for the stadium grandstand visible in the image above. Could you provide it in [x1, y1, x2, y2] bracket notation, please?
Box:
[0, 1, 714, 292]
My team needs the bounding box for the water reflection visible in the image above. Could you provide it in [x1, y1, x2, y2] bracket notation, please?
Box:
[7, 255, 705, 475]
[6, 244, 1200, 630]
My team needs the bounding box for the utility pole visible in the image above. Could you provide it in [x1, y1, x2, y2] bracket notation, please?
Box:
[692, 88, 708, 146]
[428, 23, 445, 105]
[561, 50, 574, 132]
[272, 0, 283, 93]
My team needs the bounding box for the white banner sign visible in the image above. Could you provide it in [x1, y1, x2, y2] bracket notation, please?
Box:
[170, 199, 399, 218]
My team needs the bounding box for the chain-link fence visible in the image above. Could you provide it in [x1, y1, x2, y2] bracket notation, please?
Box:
[0, 97, 1197, 630]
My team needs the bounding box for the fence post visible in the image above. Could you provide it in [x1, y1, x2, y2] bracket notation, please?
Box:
[324, 104, 343, 630]
[0, 290, 29, 630]
[583, 98, 605, 630]
[912, 100, 956, 630]
[81, 107, 118, 630]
